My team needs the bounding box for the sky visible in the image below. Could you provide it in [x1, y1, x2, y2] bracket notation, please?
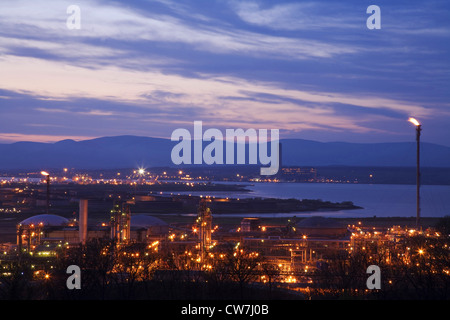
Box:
[0, 0, 449, 146]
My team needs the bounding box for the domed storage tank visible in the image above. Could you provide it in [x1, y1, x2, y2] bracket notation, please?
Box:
[19, 214, 69, 227]
[130, 214, 169, 238]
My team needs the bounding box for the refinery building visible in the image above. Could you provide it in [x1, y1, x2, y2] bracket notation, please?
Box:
[16, 199, 170, 254]
[14, 198, 352, 275]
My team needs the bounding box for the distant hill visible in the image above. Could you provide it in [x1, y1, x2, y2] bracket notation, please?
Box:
[0, 135, 450, 170]
[279, 139, 450, 167]
[0, 136, 173, 170]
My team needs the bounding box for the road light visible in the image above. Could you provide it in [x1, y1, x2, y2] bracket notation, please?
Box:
[135, 167, 147, 187]
[41, 171, 50, 214]
[408, 117, 421, 228]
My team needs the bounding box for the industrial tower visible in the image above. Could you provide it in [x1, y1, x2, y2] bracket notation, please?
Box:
[110, 201, 131, 244]
[197, 198, 212, 260]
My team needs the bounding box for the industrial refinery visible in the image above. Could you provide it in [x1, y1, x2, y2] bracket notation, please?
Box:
[0, 171, 447, 301]
[2, 193, 446, 295]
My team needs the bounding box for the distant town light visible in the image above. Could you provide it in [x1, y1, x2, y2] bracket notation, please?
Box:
[41, 171, 49, 176]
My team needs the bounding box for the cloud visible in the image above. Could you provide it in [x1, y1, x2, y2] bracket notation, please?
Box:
[0, 0, 448, 145]
[0, 0, 360, 62]
[0, 133, 96, 143]
[231, 1, 359, 31]
[35, 107, 116, 116]
[0, 48, 431, 138]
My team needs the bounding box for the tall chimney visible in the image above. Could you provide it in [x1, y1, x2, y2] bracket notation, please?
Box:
[79, 199, 88, 245]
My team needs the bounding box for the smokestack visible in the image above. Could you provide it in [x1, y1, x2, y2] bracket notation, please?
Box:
[79, 199, 88, 245]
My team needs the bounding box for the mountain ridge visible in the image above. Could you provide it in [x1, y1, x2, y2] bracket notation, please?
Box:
[1, 135, 449, 170]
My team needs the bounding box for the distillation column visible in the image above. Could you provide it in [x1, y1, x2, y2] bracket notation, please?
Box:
[197, 199, 212, 260]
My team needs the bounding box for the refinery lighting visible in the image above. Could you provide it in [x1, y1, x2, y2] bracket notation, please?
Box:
[138, 168, 145, 175]
[408, 117, 420, 126]
[40, 171, 49, 176]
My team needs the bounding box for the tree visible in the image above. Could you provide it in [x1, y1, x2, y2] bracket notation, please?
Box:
[435, 216, 450, 236]
[0, 256, 38, 300]
[51, 238, 117, 299]
[260, 260, 280, 298]
[217, 244, 262, 299]
[109, 242, 153, 299]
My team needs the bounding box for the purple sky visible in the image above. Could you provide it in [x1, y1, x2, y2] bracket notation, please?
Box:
[0, 0, 449, 146]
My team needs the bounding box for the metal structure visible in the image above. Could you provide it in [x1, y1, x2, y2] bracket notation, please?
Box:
[110, 201, 131, 244]
[409, 118, 422, 227]
[196, 199, 212, 260]
[415, 123, 422, 227]
[41, 171, 50, 214]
